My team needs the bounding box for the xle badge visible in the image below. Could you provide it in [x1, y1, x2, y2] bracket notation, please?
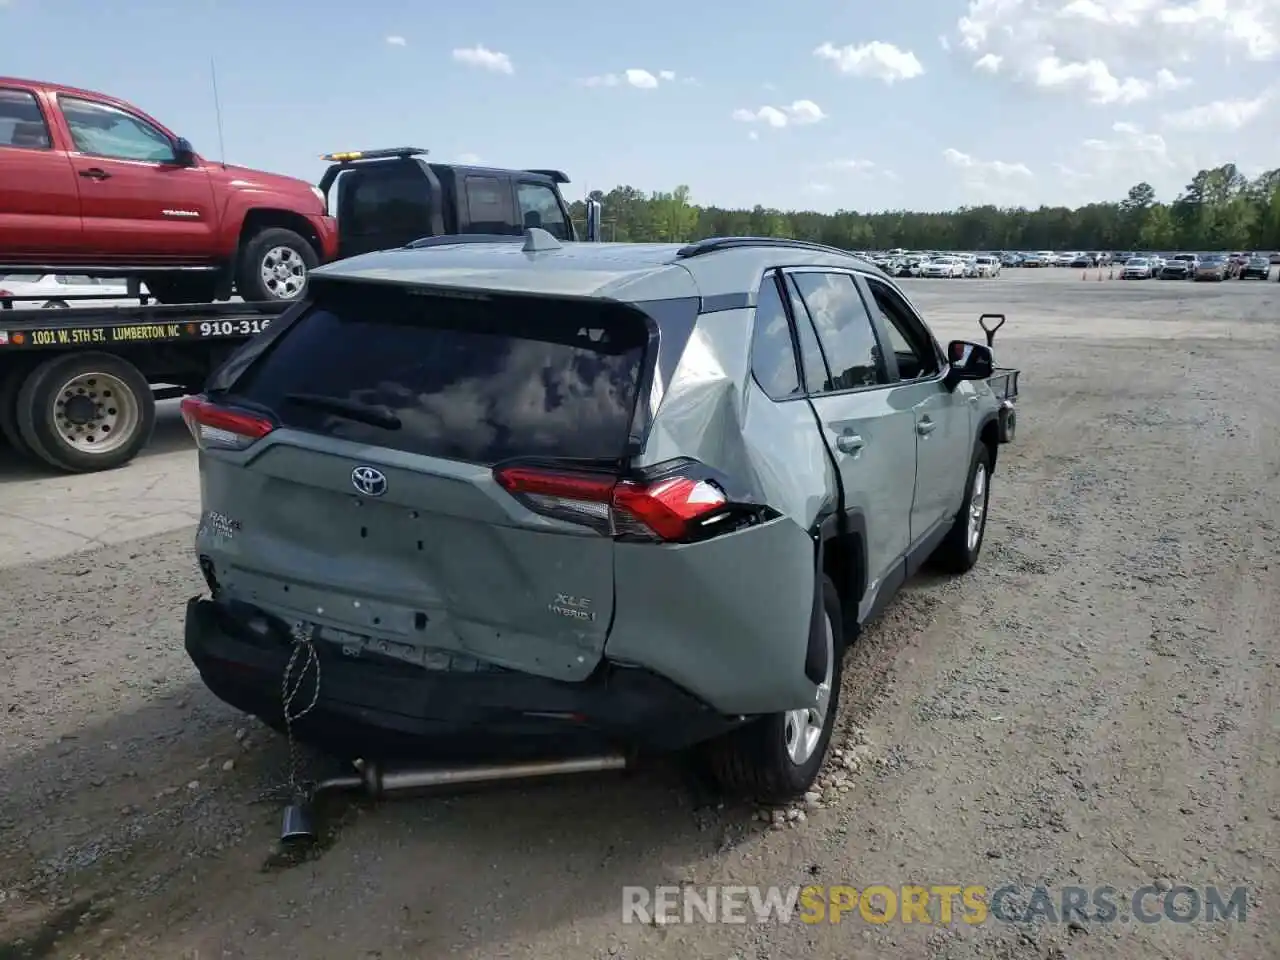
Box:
[548, 594, 595, 621]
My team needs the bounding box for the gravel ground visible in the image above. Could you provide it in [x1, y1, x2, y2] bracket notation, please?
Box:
[1, 270, 1278, 960]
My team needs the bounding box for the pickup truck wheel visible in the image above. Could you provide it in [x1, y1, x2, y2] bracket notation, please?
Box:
[148, 274, 220, 305]
[236, 228, 317, 302]
[701, 575, 844, 805]
[931, 442, 993, 574]
[15, 353, 156, 473]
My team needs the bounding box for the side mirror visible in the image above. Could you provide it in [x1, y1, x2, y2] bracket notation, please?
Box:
[173, 137, 196, 166]
[944, 340, 993, 389]
[585, 199, 603, 242]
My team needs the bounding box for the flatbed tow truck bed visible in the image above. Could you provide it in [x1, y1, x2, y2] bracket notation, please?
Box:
[0, 298, 291, 473]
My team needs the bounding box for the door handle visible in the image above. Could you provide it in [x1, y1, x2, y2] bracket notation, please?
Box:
[916, 419, 936, 436]
[78, 167, 111, 180]
[835, 432, 865, 455]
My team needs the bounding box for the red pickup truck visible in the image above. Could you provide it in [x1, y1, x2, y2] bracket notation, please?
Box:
[0, 77, 338, 304]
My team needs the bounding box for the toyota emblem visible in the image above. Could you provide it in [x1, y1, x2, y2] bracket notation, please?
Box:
[351, 465, 388, 497]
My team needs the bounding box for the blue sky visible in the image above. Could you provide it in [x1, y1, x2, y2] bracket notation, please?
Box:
[2, 0, 1277, 213]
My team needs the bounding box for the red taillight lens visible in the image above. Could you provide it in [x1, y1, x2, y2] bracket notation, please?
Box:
[493, 465, 730, 542]
[181, 395, 274, 451]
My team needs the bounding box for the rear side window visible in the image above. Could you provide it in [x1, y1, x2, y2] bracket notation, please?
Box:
[749, 275, 802, 400]
[0, 88, 51, 149]
[228, 283, 649, 464]
[789, 272, 886, 391]
[464, 176, 514, 233]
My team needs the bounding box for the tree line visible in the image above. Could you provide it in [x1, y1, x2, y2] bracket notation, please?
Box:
[566, 164, 1280, 253]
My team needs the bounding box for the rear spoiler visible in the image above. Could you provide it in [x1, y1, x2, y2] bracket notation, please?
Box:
[524, 169, 569, 184]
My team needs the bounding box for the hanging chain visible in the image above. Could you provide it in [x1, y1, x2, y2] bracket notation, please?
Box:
[253, 621, 322, 804]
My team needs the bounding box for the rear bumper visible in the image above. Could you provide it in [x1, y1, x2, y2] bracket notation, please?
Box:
[184, 597, 740, 760]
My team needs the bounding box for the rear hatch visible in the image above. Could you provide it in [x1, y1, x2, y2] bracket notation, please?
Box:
[191, 279, 654, 682]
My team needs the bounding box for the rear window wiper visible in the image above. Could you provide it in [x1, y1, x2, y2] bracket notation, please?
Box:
[284, 393, 402, 430]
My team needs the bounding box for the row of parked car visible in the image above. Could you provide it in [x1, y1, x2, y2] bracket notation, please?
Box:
[868, 252, 1004, 279]
[1119, 252, 1275, 281]
[863, 248, 1279, 281]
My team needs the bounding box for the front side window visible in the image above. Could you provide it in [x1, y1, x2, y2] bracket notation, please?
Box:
[517, 182, 569, 240]
[0, 88, 51, 149]
[789, 272, 885, 392]
[863, 277, 940, 381]
[58, 96, 175, 162]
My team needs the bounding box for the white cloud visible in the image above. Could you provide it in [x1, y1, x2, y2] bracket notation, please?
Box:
[747, 130, 760, 141]
[625, 68, 659, 89]
[1052, 120, 1187, 202]
[974, 53, 1002, 73]
[452, 45, 514, 74]
[939, 35, 952, 51]
[825, 159, 877, 173]
[952, 0, 1280, 106]
[1031, 55, 1157, 104]
[580, 69, 677, 89]
[814, 41, 925, 83]
[943, 147, 1033, 179]
[1161, 91, 1273, 131]
[1155, 68, 1190, 91]
[385, 35, 406, 47]
[732, 100, 827, 128]
[805, 183, 833, 195]
[456, 153, 483, 165]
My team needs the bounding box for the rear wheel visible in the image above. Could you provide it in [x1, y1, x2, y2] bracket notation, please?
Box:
[702, 575, 844, 805]
[235, 227, 317, 302]
[15, 352, 156, 473]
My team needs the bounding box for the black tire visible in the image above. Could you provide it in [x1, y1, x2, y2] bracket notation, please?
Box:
[15, 352, 156, 473]
[0, 361, 38, 458]
[235, 227, 317, 302]
[931, 442, 993, 574]
[42, 299, 70, 309]
[147, 273, 220, 305]
[702, 575, 845, 805]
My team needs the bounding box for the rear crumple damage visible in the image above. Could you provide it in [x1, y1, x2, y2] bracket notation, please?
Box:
[606, 305, 829, 717]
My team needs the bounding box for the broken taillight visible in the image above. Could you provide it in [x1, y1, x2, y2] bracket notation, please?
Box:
[493, 463, 733, 542]
[181, 395, 274, 451]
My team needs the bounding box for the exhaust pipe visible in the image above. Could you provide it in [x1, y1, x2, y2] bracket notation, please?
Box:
[280, 754, 628, 843]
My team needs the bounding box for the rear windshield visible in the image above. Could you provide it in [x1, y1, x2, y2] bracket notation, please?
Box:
[226, 282, 650, 464]
[335, 162, 433, 253]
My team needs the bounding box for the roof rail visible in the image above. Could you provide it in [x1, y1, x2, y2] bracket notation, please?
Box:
[523, 168, 570, 184]
[674, 237, 861, 260]
[321, 147, 428, 163]
[403, 233, 525, 249]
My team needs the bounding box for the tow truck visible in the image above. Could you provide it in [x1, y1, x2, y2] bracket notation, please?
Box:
[0, 147, 603, 473]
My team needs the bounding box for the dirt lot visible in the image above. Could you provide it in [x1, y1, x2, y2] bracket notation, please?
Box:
[2, 269, 1278, 960]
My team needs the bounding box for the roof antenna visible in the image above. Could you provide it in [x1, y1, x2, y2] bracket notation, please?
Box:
[210, 56, 228, 169]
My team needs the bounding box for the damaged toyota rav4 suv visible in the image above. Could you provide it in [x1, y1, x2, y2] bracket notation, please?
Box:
[182, 232, 1013, 804]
